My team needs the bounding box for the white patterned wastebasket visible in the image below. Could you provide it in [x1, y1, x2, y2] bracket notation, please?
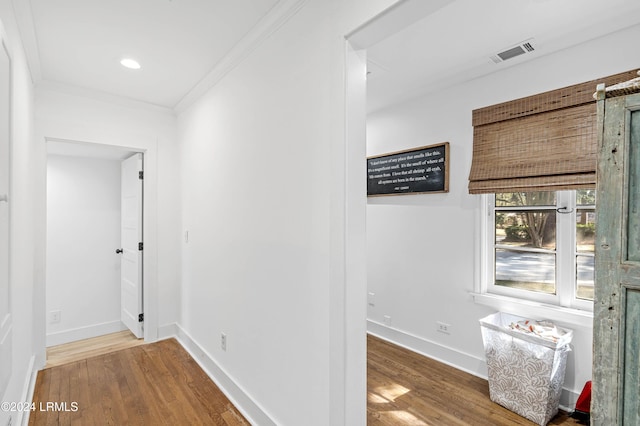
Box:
[479, 312, 573, 426]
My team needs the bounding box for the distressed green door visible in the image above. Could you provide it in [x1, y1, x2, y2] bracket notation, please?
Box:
[593, 86, 640, 425]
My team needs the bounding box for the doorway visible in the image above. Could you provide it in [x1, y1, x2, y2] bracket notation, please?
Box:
[45, 140, 143, 347]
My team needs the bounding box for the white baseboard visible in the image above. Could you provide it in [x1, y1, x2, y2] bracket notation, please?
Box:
[367, 319, 487, 377]
[367, 319, 579, 412]
[162, 323, 276, 426]
[157, 323, 178, 340]
[16, 355, 36, 426]
[0, 318, 11, 399]
[46, 320, 127, 347]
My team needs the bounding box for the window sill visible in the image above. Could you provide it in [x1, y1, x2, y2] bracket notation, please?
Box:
[471, 292, 593, 328]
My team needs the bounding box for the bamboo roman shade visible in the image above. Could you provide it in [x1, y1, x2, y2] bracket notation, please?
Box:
[468, 69, 639, 194]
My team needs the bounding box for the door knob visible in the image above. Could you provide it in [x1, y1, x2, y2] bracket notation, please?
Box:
[116, 248, 123, 254]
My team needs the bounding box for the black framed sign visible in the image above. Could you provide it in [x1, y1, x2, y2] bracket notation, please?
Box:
[367, 142, 449, 197]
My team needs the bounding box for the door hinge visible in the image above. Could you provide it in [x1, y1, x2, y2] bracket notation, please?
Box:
[139, 171, 144, 180]
[138, 313, 144, 322]
[138, 242, 143, 251]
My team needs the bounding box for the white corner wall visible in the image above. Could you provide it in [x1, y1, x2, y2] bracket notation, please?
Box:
[176, 0, 397, 424]
[366, 23, 640, 408]
[46, 155, 124, 346]
[0, 2, 38, 426]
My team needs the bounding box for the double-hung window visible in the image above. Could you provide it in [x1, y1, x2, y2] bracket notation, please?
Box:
[468, 70, 637, 316]
[485, 190, 595, 311]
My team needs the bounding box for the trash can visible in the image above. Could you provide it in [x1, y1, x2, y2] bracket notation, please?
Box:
[479, 312, 573, 426]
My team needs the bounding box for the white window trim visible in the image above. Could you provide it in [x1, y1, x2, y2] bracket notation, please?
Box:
[471, 292, 593, 327]
[472, 193, 593, 327]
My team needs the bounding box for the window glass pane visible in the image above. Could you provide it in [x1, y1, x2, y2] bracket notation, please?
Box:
[576, 209, 595, 254]
[495, 210, 556, 250]
[496, 192, 556, 207]
[576, 188, 595, 301]
[495, 249, 556, 294]
[576, 255, 594, 300]
[576, 189, 596, 206]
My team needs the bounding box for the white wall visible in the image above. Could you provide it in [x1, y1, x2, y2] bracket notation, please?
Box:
[0, 2, 38, 426]
[46, 155, 124, 346]
[366, 23, 640, 408]
[176, 0, 397, 424]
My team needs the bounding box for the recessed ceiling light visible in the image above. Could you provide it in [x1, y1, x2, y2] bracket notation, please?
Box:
[120, 58, 141, 70]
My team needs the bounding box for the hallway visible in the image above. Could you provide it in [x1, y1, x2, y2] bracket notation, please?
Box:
[30, 338, 248, 425]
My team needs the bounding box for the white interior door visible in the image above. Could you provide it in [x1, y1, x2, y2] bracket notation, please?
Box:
[120, 153, 143, 338]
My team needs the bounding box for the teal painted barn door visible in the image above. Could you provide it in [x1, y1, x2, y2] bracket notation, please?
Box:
[593, 81, 640, 425]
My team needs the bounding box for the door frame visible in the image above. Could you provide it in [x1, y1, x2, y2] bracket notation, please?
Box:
[39, 137, 159, 357]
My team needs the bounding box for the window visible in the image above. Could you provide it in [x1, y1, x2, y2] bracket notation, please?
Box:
[468, 71, 637, 318]
[485, 189, 595, 311]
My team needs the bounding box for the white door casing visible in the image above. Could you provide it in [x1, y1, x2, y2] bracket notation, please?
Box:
[120, 153, 143, 338]
[0, 41, 11, 399]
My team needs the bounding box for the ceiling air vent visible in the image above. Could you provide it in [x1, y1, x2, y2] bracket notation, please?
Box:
[490, 39, 535, 64]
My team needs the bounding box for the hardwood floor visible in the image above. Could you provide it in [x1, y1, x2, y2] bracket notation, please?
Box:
[45, 330, 146, 368]
[367, 334, 583, 425]
[32, 332, 584, 425]
[30, 338, 248, 426]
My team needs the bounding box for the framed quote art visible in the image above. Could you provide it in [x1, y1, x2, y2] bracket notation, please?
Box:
[367, 142, 449, 197]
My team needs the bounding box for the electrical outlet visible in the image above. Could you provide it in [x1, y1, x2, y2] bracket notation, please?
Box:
[437, 321, 451, 334]
[49, 310, 61, 324]
[221, 333, 227, 351]
[367, 292, 376, 308]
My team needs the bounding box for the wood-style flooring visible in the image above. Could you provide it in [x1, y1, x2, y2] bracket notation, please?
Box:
[30, 337, 248, 426]
[367, 334, 583, 425]
[45, 330, 146, 368]
[31, 332, 585, 425]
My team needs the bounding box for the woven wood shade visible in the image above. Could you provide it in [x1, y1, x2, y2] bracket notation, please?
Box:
[604, 75, 640, 98]
[469, 69, 639, 194]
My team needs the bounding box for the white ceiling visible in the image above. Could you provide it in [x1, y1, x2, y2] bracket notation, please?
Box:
[14, 0, 640, 115]
[362, 0, 640, 112]
[18, 0, 280, 109]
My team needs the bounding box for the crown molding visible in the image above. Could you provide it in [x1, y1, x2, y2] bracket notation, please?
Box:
[37, 79, 176, 116]
[173, 0, 309, 114]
